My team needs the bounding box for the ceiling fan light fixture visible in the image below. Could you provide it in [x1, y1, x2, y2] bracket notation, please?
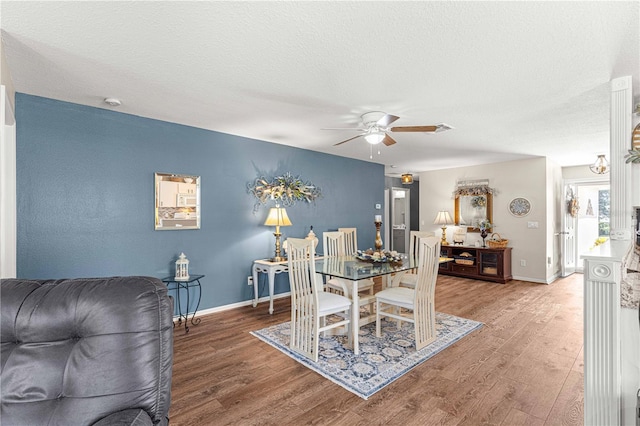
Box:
[364, 132, 385, 145]
[589, 154, 610, 174]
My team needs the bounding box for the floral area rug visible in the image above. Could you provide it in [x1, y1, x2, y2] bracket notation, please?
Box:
[250, 312, 482, 399]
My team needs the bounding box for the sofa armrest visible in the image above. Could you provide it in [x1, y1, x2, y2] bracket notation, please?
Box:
[92, 409, 155, 426]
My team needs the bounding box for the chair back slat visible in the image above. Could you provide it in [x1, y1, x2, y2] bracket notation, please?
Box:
[323, 231, 346, 257]
[409, 231, 435, 258]
[287, 238, 319, 359]
[338, 228, 358, 255]
[413, 236, 441, 349]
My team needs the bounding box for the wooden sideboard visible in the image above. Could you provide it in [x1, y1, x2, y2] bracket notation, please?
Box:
[439, 245, 512, 284]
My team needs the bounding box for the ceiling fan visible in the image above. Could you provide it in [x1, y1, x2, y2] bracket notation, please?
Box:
[325, 111, 452, 147]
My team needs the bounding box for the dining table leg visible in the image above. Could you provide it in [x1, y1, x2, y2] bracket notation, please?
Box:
[351, 280, 359, 355]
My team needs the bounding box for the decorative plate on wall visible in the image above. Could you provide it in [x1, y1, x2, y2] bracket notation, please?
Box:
[509, 197, 531, 217]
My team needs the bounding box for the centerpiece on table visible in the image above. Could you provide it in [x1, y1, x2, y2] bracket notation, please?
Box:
[356, 249, 403, 264]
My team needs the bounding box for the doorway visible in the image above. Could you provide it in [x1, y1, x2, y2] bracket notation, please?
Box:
[561, 179, 610, 276]
[390, 187, 410, 253]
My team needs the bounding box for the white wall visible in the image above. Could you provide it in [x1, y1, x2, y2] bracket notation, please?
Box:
[0, 42, 17, 279]
[419, 157, 554, 283]
[1, 41, 15, 110]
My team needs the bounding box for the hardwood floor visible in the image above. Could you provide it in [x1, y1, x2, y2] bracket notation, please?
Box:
[169, 274, 584, 425]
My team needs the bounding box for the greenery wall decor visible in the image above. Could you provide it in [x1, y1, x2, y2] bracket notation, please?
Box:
[248, 172, 322, 211]
[625, 148, 640, 164]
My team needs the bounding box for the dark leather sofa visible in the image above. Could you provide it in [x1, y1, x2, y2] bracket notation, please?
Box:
[1, 276, 173, 425]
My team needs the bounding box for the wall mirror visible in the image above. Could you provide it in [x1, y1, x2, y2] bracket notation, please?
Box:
[454, 180, 493, 232]
[155, 172, 200, 230]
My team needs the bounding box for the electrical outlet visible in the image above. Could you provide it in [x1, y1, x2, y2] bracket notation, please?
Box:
[247, 276, 253, 286]
[520, 259, 527, 267]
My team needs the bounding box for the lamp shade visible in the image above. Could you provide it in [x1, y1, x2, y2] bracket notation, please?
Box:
[264, 207, 292, 227]
[433, 211, 453, 225]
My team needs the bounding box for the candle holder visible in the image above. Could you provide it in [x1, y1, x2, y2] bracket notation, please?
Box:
[374, 220, 383, 252]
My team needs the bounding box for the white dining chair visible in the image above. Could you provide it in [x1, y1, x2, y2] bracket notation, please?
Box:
[398, 231, 435, 288]
[376, 236, 441, 350]
[287, 238, 351, 362]
[337, 227, 375, 294]
[323, 231, 376, 321]
[337, 227, 359, 255]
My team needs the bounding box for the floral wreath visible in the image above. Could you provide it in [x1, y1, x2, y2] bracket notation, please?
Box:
[470, 196, 486, 208]
[247, 172, 322, 211]
[454, 184, 494, 198]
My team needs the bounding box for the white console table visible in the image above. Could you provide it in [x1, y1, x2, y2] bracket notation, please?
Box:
[252, 258, 288, 314]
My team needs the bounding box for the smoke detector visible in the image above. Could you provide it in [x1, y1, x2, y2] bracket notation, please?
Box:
[104, 98, 121, 107]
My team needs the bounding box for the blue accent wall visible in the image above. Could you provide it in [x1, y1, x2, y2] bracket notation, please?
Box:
[16, 94, 385, 312]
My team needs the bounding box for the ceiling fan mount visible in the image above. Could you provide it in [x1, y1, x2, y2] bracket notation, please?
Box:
[325, 111, 452, 147]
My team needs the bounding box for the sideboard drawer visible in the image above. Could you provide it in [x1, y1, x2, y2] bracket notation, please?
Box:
[451, 264, 477, 274]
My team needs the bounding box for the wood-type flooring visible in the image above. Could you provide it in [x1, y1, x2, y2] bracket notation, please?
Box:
[169, 273, 584, 425]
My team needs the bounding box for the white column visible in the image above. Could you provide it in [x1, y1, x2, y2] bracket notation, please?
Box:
[609, 76, 632, 236]
[583, 247, 623, 426]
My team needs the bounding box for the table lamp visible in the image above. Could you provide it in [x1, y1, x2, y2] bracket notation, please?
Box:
[433, 211, 453, 246]
[264, 206, 292, 262]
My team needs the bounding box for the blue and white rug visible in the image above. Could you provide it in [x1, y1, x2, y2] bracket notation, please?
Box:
[250, 312, 483, 399]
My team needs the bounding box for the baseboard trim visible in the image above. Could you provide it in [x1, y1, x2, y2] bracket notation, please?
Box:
[512, 275, 552, 285]
[174, 291, 291, 320]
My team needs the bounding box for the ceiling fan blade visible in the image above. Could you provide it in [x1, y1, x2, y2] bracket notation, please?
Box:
[377, 114, 400, 127]
[333, 134, 363, 146]
[321, 127, 367, 131]
[390, 125, 438, 132]
[382, 134, 397, 146]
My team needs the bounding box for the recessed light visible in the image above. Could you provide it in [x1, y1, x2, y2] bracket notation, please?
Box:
[104, 98, 121, 107]
[389, 165, 397, 168]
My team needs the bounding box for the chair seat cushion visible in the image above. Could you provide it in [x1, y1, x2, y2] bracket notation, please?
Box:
[399, 273, 417, 286]
[376, 286, 414, 309]
[326, 277, 374, 293]
[318, 292, 351, 314]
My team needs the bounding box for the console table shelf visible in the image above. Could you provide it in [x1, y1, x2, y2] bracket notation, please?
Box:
[439, 246, 512, 284]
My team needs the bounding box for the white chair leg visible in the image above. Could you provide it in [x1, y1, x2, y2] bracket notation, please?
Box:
[376, 300, 382, 337]
[347, 308, 353, 347]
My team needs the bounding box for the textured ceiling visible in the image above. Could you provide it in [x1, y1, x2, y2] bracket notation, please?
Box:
[1, 1, 639, 176]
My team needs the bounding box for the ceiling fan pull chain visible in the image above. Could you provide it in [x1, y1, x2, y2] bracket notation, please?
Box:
[369, 145, 373, 159]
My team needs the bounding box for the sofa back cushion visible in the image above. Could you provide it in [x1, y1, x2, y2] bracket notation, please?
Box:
[1, 276, 173, 425]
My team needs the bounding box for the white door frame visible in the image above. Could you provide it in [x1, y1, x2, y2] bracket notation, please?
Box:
[0, 85, 17, 279]
[390, 187, 411, 253]
[561, 177, 610, 276]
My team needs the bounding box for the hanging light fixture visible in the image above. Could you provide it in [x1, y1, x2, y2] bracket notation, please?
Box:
[364, 131, 385, 145]
[401, 173, 413, 184]
[589, 154, 610, 174]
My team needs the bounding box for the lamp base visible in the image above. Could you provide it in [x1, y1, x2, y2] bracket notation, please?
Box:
[270, 256, 287, 263]
[441, 226, 449, 246]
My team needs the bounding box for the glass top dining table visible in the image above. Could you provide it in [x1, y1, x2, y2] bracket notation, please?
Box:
[314, 254, 417, 282]
[313, 254, 452, 355]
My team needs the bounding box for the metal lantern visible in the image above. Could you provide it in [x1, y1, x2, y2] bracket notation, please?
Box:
[175, 252, 190, 280]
